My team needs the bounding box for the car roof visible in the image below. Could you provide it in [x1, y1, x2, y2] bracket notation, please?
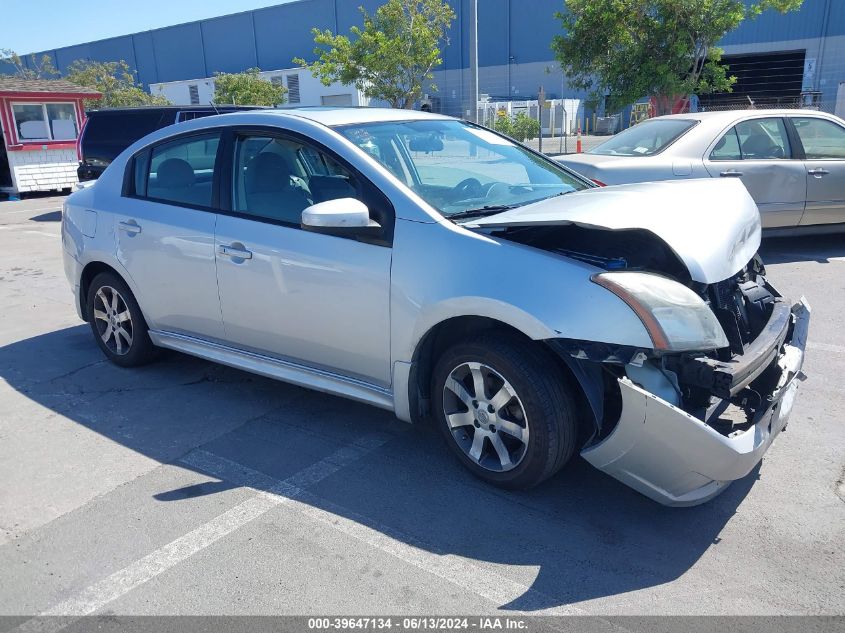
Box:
[651, 109, 839, 125]
[243, 106, 453, 127]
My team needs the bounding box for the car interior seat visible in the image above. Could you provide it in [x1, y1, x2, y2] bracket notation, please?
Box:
[149, 158, 204, 205]
[244, 152, 313, 223]
[740, 124, 784, 159]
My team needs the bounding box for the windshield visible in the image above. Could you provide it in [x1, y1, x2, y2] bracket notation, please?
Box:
[335, 119, 588, 218]
[589, 119, 697, 156]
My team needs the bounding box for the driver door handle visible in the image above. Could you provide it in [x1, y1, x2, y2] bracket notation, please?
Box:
[808, 168, 829, 177]
[218, 244, 253, 260]
[719, 170, 743, 177]
[118, 220, 142, 235]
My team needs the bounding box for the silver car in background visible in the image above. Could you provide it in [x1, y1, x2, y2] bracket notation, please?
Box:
[62, 108, 809, 506]
[560, 110, 845, 233]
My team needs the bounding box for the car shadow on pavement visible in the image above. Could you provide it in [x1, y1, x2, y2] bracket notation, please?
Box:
[30, 211, 62, 222]
[760, 234, 845, 264]
[0, 324, 757, 612]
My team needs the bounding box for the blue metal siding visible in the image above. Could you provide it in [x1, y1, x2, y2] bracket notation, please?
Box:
[131, 33, 160, 88]
[478, 0, 508, 68]
[151, 24, 207, 82]
[253, 0, 335, 68]
[87, 38, 137, 72]
[201, 13, 259, 74]
[506, 0, 562, 65]
[336, 0, 387, 31]
[722, 0, 841, 45]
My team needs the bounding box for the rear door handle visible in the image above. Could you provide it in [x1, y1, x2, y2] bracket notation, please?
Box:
[808, 168, 829, 177]
[218, 244, 253, 260]
[719, 170, 743, 177]
[118, 220, 142, 235]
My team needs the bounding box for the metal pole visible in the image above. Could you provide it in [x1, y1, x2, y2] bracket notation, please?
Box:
[468, 0, 478, 122]
[538, 85, 545, 153]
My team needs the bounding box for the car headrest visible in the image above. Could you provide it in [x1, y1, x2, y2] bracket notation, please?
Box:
[246, 152, 292, 193]
[156, 158, 195, 188]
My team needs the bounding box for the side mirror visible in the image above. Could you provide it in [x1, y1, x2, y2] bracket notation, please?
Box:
[301, 198, 382, 238]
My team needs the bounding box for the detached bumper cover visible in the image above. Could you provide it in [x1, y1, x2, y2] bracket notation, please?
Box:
[581, 298, 810, 507]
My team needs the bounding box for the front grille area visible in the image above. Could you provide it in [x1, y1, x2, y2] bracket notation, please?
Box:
[703, 256, 775, 357]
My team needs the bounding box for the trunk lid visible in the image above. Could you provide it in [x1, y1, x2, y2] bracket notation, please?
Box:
[468, 179, 761, 284]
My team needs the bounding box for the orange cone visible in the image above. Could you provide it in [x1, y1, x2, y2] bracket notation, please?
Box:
[576, 127, 582, 153]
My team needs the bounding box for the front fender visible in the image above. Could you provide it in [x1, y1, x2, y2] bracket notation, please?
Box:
[390, 218, 653, 366]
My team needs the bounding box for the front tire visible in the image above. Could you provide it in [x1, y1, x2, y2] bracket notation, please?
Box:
[431, 333, 578, 489]
[86, 272, 157, 367]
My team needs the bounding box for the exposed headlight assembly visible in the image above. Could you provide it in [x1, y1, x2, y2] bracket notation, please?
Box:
[592, 272, 729, 352]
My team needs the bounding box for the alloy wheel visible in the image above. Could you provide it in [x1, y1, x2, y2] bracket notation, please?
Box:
[442, 361, 529, 472]
[92, 286, 134, 356]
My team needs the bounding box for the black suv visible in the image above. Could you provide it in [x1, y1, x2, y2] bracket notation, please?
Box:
[77, 105, 264, 182]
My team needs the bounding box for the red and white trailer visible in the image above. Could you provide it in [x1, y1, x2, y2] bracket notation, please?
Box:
[0, 78, 100, 196]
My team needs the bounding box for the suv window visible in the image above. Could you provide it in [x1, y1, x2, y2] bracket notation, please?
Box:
[792, 117, 845, 159]
[232, 134, 357, 225]
[85, 111, 170, 145]
[142, 133, 221, 208]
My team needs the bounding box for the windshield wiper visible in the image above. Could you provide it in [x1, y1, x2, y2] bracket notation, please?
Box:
[447, 205, 517, 221]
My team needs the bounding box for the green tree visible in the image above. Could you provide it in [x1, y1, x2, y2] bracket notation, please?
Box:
[0, 49, 59, 79]
[295, 0, 455, 109]
[213, 68, 286, 106]
[551, 0, 804, 115]
[65, 59, 169, 108]
[492, 110, 541, 142]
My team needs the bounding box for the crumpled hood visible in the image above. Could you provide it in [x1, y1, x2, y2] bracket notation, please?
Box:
[468, 178, 761, 284]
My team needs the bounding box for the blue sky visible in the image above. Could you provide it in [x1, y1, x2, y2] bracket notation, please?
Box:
[2, 0, 296, 54]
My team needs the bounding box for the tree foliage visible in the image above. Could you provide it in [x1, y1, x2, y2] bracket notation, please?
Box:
[295, 0, 455, 109]
[65, 59, 169, 108]
[0, 49, 59, 79]
[551, 0, 804, 114]
[492, 111, 541, 142]
[213, 68, 286, 106]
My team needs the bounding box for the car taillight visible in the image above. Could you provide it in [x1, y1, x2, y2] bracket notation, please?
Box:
[591, 178, 607, 187]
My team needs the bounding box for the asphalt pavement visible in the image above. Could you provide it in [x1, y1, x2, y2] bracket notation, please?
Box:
[0, 195, 843, 621]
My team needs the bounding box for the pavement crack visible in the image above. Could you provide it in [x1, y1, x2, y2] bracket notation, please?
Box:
[43, 359, 107, 384]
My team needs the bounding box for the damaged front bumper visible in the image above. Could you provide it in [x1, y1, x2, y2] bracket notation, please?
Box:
[581, 298, 810, 507]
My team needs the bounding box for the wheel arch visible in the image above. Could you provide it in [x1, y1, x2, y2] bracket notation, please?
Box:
[405, 316, 594, 441]
[78, 261, 139, 323]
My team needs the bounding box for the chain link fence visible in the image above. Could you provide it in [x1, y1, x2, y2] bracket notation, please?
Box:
[422, 64, 842, 156]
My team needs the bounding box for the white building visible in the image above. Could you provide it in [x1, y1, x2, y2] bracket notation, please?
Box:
[149, 68, 369, 108]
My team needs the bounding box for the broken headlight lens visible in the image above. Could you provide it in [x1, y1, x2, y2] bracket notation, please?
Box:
[591, 272, 729, 352]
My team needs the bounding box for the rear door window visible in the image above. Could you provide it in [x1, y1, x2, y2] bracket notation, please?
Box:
[143, 133, 221, 208]
[792, 117, 845, 159]
[709, 128, 742, 160]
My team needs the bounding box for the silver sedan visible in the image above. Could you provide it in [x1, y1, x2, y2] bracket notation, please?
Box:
[62, 108, 808, 506]
[560, 109, 845, 233]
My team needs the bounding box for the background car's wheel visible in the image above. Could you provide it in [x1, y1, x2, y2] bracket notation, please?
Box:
[431, 332, 578, 489]
[86, 272, 157, 367]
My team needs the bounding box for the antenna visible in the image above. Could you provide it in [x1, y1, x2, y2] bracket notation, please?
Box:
[208, 101, 220, 115]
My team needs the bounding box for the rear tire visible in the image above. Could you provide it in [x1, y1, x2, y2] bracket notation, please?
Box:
[86, 272, 157, 367]
[431, 332, 578, 489]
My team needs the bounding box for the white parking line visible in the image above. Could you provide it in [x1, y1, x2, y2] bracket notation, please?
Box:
[12, 433, 390, 633]
[180, 451, 594, 618]
[807, 341, 845, 355]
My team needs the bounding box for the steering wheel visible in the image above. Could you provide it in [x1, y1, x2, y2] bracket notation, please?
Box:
[453, 177, 484, 199]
